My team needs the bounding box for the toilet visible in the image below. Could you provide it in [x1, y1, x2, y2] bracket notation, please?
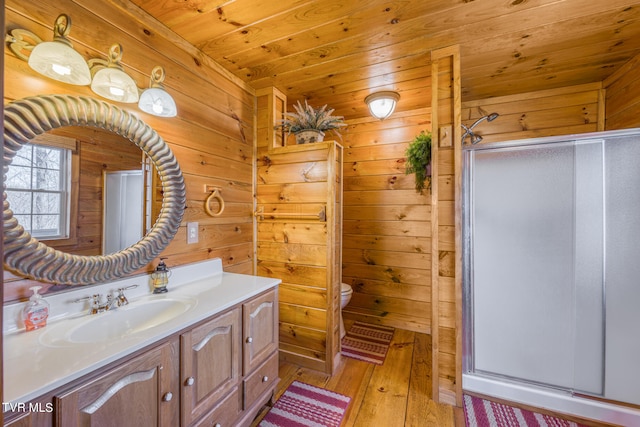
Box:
[340, 283, 353, 339]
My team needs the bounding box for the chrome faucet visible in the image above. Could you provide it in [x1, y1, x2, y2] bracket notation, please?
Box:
[74, 284, 138, 315]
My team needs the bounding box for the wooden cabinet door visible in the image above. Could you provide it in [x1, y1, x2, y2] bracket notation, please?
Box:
[181, 307, 241, 426]
[243, 289, 278, 375]
[4, 409, 52, 427]
[54, 339, 179, 427]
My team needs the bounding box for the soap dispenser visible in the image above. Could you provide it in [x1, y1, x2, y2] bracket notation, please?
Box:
[151, 257, 171, 294]
[22, 286, 50, 331]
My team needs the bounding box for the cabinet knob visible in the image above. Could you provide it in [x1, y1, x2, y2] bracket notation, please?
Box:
[186, 376, 195, 386]
[162, 392, 173, 402]
[262, 375, 269, 383]
[246, 337, 253, 343]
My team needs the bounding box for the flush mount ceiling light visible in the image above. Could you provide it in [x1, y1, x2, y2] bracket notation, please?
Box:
[365, 91, 400, 120]
[89, 44, 139, 103]
[138, 66, 178, 118]
[7, 14, 91, 85]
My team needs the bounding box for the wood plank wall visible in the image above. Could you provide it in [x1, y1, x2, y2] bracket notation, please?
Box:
[604, 52, 640, 130]
[461, 82, 605, 144]
[340, 109, 432, 334]
[3, 0, 256, 302]
[256, 142, 342, 373]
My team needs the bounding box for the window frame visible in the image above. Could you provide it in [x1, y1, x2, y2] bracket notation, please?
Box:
[26, 134, 79, 247]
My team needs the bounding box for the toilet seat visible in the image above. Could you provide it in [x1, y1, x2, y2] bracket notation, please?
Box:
[339, 283, 353, 340]
[341, 283, 352, 295]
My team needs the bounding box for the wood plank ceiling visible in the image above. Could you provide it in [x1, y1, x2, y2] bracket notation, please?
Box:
[129, 0, 640, 119]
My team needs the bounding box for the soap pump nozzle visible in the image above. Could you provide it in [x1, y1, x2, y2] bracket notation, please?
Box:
[151, 257, 171, 294]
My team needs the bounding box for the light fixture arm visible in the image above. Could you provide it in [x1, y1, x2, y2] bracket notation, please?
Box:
[149, 66, 167, 88]
[6, 29, 43, 61]
[88, 44, 128, 74]
[51, 14, 73, 47]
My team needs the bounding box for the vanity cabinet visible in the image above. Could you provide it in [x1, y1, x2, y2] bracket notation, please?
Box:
[3, 397, 53, 427]
[240, 290, 279, 422]
[243, 289, 278, 375]
[186, 288, 280, 427]
[181, 307, 242, 426]
[54, 339, 180, 427]
[4, 285, 279, 427]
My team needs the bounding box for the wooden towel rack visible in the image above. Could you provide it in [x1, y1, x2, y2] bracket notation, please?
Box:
[254, 206, 326, 222]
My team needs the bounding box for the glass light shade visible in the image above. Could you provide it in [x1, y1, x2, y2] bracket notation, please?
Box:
[28, 41, 91, 85]
[91, 67, 139, 103]
[365, 91, 400, 120]
[138, 88, 177, 117]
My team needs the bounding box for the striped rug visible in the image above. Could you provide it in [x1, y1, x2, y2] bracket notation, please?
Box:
[259, 381, 350, 427]
[463, 394, 591, 427]
[341, 321, 395, 365]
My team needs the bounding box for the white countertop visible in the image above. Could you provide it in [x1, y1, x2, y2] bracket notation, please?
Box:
[3, 259, 280, 405]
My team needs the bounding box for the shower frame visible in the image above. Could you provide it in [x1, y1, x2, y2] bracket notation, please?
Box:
[462, 127, 640, 426]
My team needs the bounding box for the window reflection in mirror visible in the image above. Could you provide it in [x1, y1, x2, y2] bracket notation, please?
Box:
[6, 126, 160, 256]
[5, 143, 72, 239]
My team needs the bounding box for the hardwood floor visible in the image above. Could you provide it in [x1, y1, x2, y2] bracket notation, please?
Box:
[253, 321, 465, 426]
[252, 321, 621, 427]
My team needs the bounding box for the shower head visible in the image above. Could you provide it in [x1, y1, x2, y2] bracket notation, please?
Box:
[461, 112, 499, 144]
[486, 112, 499, 122]
[470, 134, 483, 144]
[468, 112, 500, 130]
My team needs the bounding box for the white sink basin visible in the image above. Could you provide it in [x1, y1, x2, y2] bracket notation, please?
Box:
[40, 296, 196, 346]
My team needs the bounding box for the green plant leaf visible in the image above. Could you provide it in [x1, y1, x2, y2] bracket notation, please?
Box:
[405, 130, 432, 192]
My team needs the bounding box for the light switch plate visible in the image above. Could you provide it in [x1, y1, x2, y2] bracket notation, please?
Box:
[187, 222, 198, 244]
[439, 125, 452, 147]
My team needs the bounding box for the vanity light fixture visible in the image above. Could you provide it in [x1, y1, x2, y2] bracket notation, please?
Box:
[7, 14, 91, 85]
[89, 44, 139, 103]
[6, 15, 177, 118]
[138, 66, 178, 118]
[365, 91, 400, 120]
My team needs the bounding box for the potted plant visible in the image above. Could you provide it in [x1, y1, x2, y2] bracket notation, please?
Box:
[277, 100, 347, 144]
[405, 130, 432, 193]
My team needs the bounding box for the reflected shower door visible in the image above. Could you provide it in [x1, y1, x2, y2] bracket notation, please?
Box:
[103, 170, 144, 254]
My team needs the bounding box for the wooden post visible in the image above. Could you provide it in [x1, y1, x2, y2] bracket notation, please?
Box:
[256, 87, 287, 151]
[430, 45, 462, 407]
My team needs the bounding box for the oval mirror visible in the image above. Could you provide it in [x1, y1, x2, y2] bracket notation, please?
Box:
[3, 94, 186, 285]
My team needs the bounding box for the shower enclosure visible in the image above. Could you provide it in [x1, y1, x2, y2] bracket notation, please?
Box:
[463, 129, 640, 425]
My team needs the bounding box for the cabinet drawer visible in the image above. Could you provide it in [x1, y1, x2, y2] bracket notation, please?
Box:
[192, 385, 241, 427]
[243, 352, 278, 409]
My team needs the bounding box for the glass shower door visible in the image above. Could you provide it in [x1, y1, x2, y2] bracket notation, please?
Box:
[466, 138, 604, 395]
[604, 135, 640, 405]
